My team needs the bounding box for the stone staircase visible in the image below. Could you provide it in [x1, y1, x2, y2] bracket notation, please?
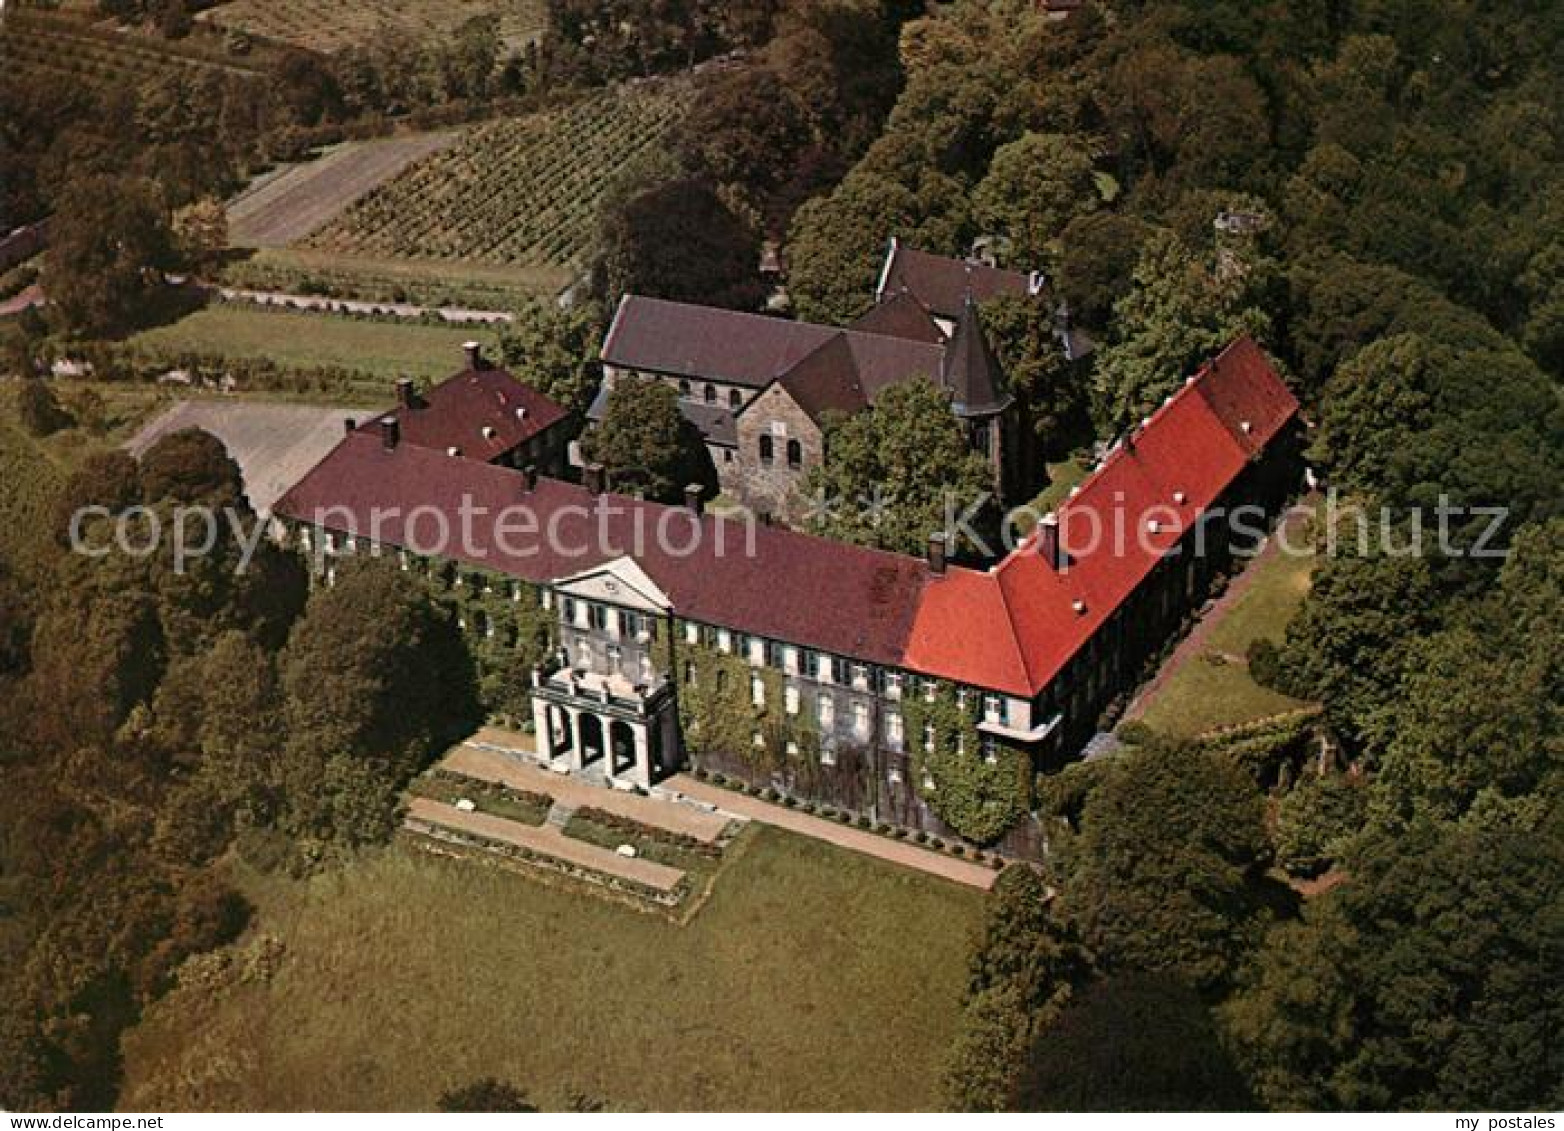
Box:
[546, 800, 576, 830]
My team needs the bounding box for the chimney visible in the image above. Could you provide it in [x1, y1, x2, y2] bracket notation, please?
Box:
[684, 483, 705, 515]
[927, 532, 948, 576]
[1038, 514, 1067, 571]
[583, 462, 606, 496]
[344, 417, 357, 434]
[522, 464, 538, 492]
[395, 378, 416, 410]
[463, 341, 484, 371]
[380, 418, 400, 450]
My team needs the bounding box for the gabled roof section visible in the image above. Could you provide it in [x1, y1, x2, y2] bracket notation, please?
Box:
[849, 288, 946, 344]
[941, 297, 1012, 417]
[274, 432, 931, 666]
[876, 240, 1036, 319]
[600, 295, 837, 388]
[776, 335, 870, 418]
[904, 336, 1299, 696]
[384, 366, 567, 463]
[555, 555, 672, 612]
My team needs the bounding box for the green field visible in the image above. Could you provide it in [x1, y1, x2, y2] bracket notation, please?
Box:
[119, 827, 981, 1111]
[1135, 505, 1318, 738]
[200, 0, 548, 55]
[306, 80, 690, 272]
[220, 248, 569, 310]
[126, 306, 499, 383]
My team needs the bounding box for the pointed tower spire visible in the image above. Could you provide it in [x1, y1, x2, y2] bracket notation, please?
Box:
[942, 291, 1012, 416]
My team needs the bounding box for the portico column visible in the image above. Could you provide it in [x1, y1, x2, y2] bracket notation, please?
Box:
[565, 707, 584, 772]
[633, 723, 652, 789]
[531, 696, 552, 762]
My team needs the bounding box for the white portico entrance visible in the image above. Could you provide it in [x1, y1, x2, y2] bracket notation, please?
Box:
[529, 556, 681, 790]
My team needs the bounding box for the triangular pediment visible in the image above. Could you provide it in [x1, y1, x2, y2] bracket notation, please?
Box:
[553, 555, 671, 613]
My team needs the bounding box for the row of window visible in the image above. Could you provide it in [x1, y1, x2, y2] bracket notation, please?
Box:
[558, 597, 652, 642]
[758, 434, 802, 468]
[678, 378, 745, 410]
[682, 622, 1010, 725]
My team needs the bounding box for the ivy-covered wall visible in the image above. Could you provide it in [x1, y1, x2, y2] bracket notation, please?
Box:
[669, 638, 822, 773]
[901, 686, 1031, 844]
[421, 560, 553, 725]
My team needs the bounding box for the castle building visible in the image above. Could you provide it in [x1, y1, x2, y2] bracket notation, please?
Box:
[275, 336, 1300, 847]
[591, 243, 1080, 521]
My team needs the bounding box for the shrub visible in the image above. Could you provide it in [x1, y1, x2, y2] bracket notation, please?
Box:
[1274, 772, 1368, 877]
[1247, 638, 1283, 690]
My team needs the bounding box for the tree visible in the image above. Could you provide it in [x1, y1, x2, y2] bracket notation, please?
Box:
[800, 379, 994, 556]
[1091, 228, 1272, 430]
[979, 295, 1089, 457]
[1267, 551, 1440, 753]
[1059, 737, 1271, 993]
[595, 178, 764, 311]
[137, 428, 244, 507]
[1374, 520, 1563, 824]
[786, 170, 918, 325]
[942, 867, 1093, 1111]
[581, 377, 708, 503]
[439, 1078, 538, 1112]
[496, 302, 604, 418]
[281, 560, 476, 774]
[1015, 974, 1252, 1111]
[171, 197, 228, 274]
[1226, 818, 1564, 1111]
[972, 132, 1099, 266]
[1056, 212, 1150, 328]
[675, 66, 810, 198]
[15, 379, 71, 437]
[43, 174, 175, 336]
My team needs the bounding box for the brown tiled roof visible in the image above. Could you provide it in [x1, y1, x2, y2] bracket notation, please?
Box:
[601, 295, 837, 387]
[849, 289, 945, 343]
[383, 367, 568, 463]
[941, 297, 1012, 416]
[274, 432, 930, 666]
[877, 240, 1035, 319]
[777, 336, 869, 418]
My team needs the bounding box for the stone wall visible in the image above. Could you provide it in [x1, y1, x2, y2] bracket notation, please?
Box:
[732, 383, 821, 521]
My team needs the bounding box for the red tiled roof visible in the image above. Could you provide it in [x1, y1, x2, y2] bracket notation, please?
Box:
[274, 432, 930, 666]
[384, 367, 568, 463]
[877, 241, 1035, 319]
[278, 335, 1296, 697]
[904, 337, 1298, 695]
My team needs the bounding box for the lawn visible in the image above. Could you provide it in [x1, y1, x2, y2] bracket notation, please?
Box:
[118, 826, 982, 1112]
[1134, 503, 1318, 738]
[126, 306, 499, 381]
[220, 248, 569, 310]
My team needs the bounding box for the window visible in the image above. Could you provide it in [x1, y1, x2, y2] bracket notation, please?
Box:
[980, 734, 998, 763]
[885, 672, 904, 700]
[923, 679, 937, 703]
[922, 723, 936, 753]
[818, 694, 835, 728]
[785, 685, 800, 715]
[589, 603, 609, 633]
[622, 611, 643, 639]
[786, 439, 802, 468]
[724, 450, 734, 463]
[983, 695, 1005, 725]
[733, 632, 752, 661]
[759, 434, 774, 464]
[607, 644, 621, 673]
[802, 650, 820, 679]
[704, 383, 717, 404]
[679, 378, 691, 396]
[751, 675, 766, 707]
[820, 746, 837, 767]
[765, 639, 785, 669]
[562, 597, 578, 625]
[851, 700, 870, 738]
[850, 663, 869, 690]
[729, 389, 742, 409]
[885, 709, 904, 750]
[888, 765, 903, 785]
